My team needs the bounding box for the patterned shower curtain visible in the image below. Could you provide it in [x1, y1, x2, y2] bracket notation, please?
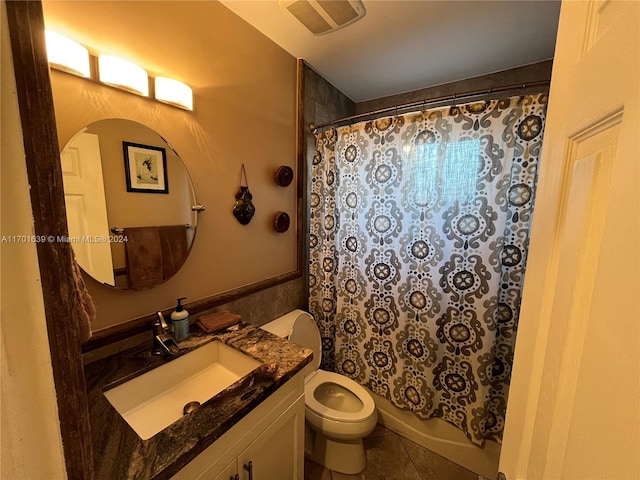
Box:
[309, 94, 547, 445]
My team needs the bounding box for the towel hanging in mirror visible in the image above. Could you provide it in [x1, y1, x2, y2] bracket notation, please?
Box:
[233, 164, 255, 225]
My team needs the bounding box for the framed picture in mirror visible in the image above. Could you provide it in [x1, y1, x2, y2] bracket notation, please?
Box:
[123, 141, 169, 193]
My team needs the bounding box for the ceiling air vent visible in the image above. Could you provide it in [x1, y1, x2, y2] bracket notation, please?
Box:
[280, 0, 366, 35]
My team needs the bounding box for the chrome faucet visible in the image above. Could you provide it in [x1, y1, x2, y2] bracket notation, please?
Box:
[152, 311, 180, 356]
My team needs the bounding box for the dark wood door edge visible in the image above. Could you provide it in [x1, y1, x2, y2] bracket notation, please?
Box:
[6, 1, 94, 478]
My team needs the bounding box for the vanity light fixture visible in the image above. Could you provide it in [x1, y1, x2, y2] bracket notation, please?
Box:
[98, 55, 149, 96]
[45, 32, 192, 110]
[154, 77, 193, 111]
[45, 30, 91, 78]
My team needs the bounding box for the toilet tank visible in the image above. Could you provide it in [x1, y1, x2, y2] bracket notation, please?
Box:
[261, 310, 321, 371]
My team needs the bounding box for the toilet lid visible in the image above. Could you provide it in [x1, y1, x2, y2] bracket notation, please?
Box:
[304, 370, 375, 423]
[289, 313, 322, 371]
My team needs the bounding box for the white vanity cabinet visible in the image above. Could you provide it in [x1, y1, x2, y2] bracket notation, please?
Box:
[173, 372, 305, 480]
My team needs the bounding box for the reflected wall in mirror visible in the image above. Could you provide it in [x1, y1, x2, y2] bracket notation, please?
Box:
[61, 119, 199, 290]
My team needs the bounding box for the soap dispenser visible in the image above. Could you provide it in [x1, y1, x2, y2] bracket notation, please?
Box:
[171, 297, 190, 340]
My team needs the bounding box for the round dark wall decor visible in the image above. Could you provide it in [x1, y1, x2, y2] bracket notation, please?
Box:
[275, 165, 294, 187]
[274, 212, 290, 233]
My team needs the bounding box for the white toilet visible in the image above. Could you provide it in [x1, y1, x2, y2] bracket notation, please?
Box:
[261, 310, 377, 474]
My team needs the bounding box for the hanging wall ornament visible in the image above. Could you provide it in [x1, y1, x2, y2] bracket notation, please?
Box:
[232, 164, 255, 225]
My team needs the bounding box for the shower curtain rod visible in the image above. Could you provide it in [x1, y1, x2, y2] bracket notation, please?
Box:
[309, 79, 550, 133]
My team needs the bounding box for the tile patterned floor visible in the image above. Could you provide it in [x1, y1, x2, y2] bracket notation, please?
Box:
[304, 424, 481, 480]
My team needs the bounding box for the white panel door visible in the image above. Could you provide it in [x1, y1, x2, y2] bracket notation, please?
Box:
[500, 1, 639, 479]
[61, 131, 115, 286]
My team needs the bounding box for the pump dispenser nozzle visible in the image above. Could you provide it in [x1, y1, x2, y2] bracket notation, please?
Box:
[175, 297, 187, 311]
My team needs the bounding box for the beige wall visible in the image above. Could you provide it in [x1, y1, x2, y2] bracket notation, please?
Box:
[43, 1, 299, 330]
[0, 3, 67, 476]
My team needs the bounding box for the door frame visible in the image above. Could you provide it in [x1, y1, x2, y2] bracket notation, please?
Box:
[6, 1, 93, 478]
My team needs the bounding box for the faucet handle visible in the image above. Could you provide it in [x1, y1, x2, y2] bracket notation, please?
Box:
[155, 311, 170, 334]
[152, 318, 164, 336]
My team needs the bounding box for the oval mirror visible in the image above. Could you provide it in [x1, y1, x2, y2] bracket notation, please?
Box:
[60, 119, 200, 290]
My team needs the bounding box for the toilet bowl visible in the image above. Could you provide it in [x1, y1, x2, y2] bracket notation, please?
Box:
[261, 310, 377, 474]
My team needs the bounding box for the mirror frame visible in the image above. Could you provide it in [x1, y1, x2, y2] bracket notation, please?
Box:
[82, 59, 305, 347]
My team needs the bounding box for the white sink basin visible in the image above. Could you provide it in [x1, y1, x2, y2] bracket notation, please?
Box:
[104, 341, 262, 440]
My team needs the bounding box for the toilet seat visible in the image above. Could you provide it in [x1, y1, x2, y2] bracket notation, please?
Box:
[305, 370, 375, 423]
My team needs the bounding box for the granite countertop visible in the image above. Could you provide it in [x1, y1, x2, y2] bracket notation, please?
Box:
[84, 323, 312, 479]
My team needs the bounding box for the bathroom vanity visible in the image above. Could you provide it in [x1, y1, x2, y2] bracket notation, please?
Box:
[84, 324, 312, 479]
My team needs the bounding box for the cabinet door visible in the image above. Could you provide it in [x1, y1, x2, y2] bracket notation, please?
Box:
[237, 395, 304, 480]
[211, 459, 238, 480]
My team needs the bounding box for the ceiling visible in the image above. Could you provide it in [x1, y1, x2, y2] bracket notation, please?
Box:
[220, 0, 561, 103]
